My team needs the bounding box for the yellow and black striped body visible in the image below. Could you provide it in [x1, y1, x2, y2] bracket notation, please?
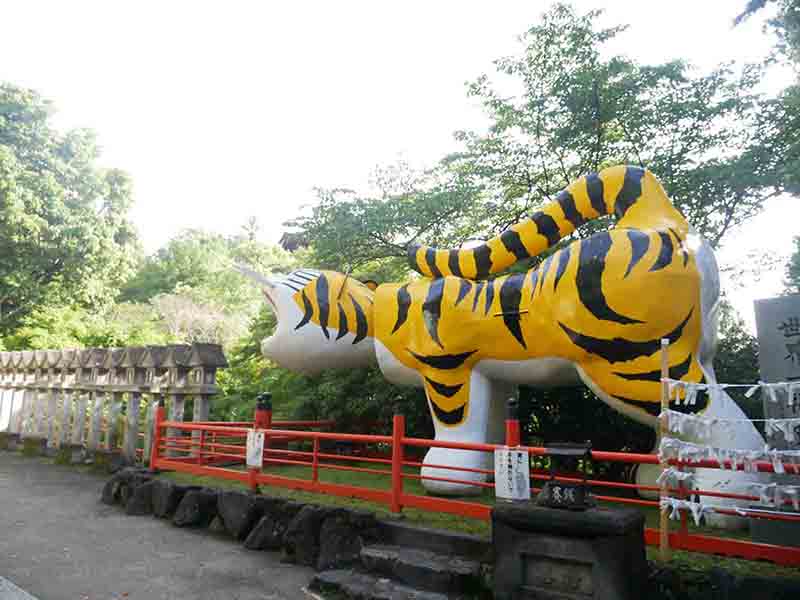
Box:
[391, 166, 706, 426]
[284, 166, 709, 429]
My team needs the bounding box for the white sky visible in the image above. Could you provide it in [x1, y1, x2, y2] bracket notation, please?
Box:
[0, 0, 797, 328]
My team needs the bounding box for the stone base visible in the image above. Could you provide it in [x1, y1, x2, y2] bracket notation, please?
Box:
[0, 432, 21, 451]
[492, 503, 646, 600]
[90, 449, 130, 473]
[20, 436, 48, 457]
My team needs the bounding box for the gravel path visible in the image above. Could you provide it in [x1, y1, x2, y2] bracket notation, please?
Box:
[0, 452, 315, 600]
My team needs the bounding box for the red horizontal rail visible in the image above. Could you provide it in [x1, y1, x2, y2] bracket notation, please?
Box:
[150, 414, 800, 567]
[644, 529, 800, 567]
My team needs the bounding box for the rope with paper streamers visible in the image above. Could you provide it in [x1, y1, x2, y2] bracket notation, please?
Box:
[659, 497, 800, 526]
[662, 409, 800, 444]
[662, 378, 800, 407]
[658, 437, 800, 474]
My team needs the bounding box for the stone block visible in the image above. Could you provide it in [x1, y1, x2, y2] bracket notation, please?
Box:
[151, 481, 200, 519]
[0, 432, 20, 451]
[492, 503, 646, 600]
[243, 500, 302, 551]
[99, 467, 151, 506]
[283, 505, 336, 566]
[21, 436, 47, 457]
[125, 480, 156, 516]
[172, 488, 218, 528]
[317, 509, 381, 571]
[216, 490, 264, 540]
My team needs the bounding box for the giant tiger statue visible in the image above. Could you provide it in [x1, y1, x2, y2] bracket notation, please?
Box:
[245, 165, 764, 515]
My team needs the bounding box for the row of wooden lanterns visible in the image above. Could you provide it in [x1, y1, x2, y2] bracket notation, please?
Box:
[0, 344, 228, 463]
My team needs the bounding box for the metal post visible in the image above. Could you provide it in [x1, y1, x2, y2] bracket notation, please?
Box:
[391, 408, 405, 513]
[659, 338, 671, 562]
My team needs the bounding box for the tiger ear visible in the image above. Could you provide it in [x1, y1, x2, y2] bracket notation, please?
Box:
[361, 279, 378, 291]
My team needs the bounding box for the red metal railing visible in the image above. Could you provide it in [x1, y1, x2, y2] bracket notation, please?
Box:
[147, 403, 800, 567]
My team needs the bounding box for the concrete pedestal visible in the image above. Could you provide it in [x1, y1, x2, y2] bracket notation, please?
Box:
[0, 432, 21, 451]
[492, 503, 646, 600]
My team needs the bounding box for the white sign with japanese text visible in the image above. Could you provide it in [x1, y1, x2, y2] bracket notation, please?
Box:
[494, 448, 531, 501]
[246, 429, 265, 468]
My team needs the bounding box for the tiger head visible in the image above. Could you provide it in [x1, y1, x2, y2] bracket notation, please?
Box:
[252, 268, 377, 375]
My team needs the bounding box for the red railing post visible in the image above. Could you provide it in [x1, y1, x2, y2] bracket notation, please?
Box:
[312, 437, 320, 487]
[249, 393, 272, 492]
[505, 397, 521, 447]
[391, 407, 405, 513]
[149, 399, 165, 472]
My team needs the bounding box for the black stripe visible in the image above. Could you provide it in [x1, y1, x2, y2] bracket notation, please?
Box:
[455, 279, 472, 307]
[473, 245, 492, 278]
[291, 272, 314, 282]
[500, 228, 530, 261]
[650, 231, 674, 272]
[336, 304, 349, 340]
[424, 377, 463, 398]
[422, 278, 445, 349]
[392, 285, 411, 334]
[316, 273, 330, 339]
[429, 400, 465, 425]
[297, 270, 320, 278]
[529, 270, 539, 299]
[484, 278, 495, 315]
[408, 349, 477, 370]
[407, 244, 423, 273]
[557, 190, 586, 229]
[586, 172, 606, 215]
[669, 227, 689, 267]
[349, 293, 368, 344]
[425, 248, 442, 278]
[531, 211, 560, 247]
[539, 255, 554, 294]
[287, 277, 311, 287]
[613, 353, 693, 382]
[280, 282, 302, 292]
[472, 281, 485, 313]
[625, 230, 650, 278]
[448, 250, 463, 278]
[559, 309, 693, 364]
[553, 247, 571, 291]
[614, 166, 645, 220]
[499, 273, 527, 348]
[576, 233, 643, 324]
[294, 290, 314, 330]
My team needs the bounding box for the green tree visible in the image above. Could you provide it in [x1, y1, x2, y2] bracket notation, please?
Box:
[293, 4, 783, 273]
[737, 1, 800, 192]
[6, 302, 168, 350]
[0, 83, 139, 336]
